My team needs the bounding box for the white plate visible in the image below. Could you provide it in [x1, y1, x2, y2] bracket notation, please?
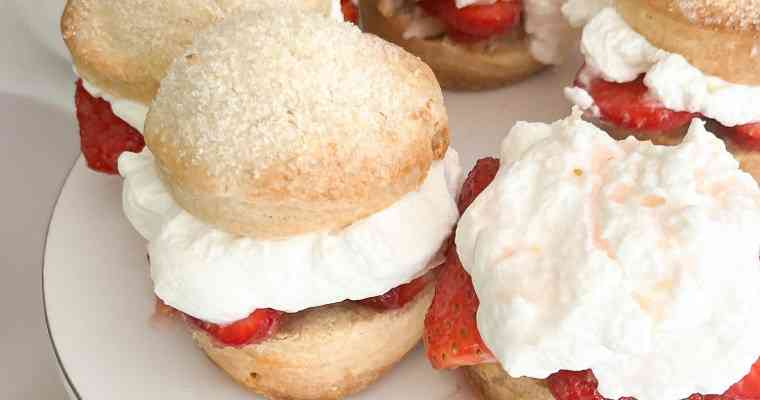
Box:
[43, 57, 580, 399]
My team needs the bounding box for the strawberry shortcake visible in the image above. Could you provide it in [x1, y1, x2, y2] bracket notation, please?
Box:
[424, 110, 760, 400]
[565, 0, 760, 180]
[360, 0, 610, 90]
[120, 8, 461, 399]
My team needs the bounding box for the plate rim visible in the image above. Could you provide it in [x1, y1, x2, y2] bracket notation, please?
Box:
[42, 155, 85, 400]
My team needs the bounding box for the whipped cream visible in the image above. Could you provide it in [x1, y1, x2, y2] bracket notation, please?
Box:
[403, 13, 447, 40]
[523, 0, 579, 64]
[564, 86, 598, 115]
[330, 0, 344, 21]
[120, 149, 462, 324]
[560, 0, 611, 27]
[455, 0, 496, 8]
[570, 7, 760, 127]
[456, 111, 760, 400]
[76, 74, 148, 133]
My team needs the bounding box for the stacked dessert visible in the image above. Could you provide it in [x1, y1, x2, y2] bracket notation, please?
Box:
[120, 7, 461, 399]
[423, 110, 760, 400]
[359, 0, 607, 89]
[565, 0, 760, 180]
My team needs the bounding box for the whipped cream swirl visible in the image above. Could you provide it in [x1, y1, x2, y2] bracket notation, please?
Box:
[120, 148, 461, 324]
[457, 111, 760, 400]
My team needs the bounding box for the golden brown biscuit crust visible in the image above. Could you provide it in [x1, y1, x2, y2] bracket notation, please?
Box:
[463, 363, 554, 400]
[147, 9, 449, 239]
[61, 0, 334, 104]
[616, 0, 760, 85]
[193, 283, 435, 400]
[360, 0, 546, 91]
[673, 0, 760, 31]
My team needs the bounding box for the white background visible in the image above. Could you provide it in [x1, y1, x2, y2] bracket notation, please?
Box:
[1, 0, 76, 398]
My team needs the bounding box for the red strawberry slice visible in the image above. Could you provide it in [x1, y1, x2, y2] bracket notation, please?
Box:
[548, 370, 606, 400]
[725, 358, 760, 400]
[189, 309, 283, 347]
[179, 271, 438, 346]
[548, 357, 760, 400]
[74, 80, 145, 174]
[341, 0, 359, 24]
[424, 247, 496, 369]
[360, 271, 436, 310]
[458, 157, 500, 214]
[419, 0, 522, 40]
[424, 158, 500, 369]
[574, 68, 697, 133]
[732, 123, 760, 150]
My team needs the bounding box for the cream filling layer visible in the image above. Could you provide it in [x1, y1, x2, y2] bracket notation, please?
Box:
[120, 148, 462, 324]
[568, 7, 760, 127]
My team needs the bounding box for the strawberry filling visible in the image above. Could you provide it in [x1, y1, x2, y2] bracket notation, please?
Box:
[158, 270, 437, 347]
[418, 0, 522, 43]
[359, 270, 437, 310]
[572, 67, 696, 133]
[187, 309, 283, 347]
[424, 246, 496, 368]
[74, 80, 145, 174]
[572, 67, 760, 150]
[547, 362, 760, 400]
[341, 0, 359, 24]
[731, 123, 760, 150]
[424, 158, 499, 369]
[424, 158, 760, 400]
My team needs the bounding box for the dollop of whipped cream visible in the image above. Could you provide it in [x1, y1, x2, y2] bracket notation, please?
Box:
[523, 0, 577, 64]
[75, 72, 148, 133]
[570, 7, 760, 127]
[330, 0, 345, 21]
[120, 148, 461, 324]
[456, 110, 760, 400]
[560, 0, 611, 27]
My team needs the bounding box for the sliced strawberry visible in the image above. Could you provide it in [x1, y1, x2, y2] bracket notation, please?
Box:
[725, 358, 760, 400]
[575, 69, 697, 133]
[732, 123, 760, 150]
[360, 271, 436, 310]
[548, 370, 606, 400]
[458, 157, 500, 214]
[341, 0, 359, 24]
[74, 80, 145, 174]
[548, 358, 760, 400]
[424, 158, 500, 369]
[419, 0, 522, 40]
[189, 309, 283, 347]
[424, 247, 496, 369]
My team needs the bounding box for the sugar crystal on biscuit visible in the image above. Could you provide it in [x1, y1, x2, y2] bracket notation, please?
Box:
[677, 0, 760, 30]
